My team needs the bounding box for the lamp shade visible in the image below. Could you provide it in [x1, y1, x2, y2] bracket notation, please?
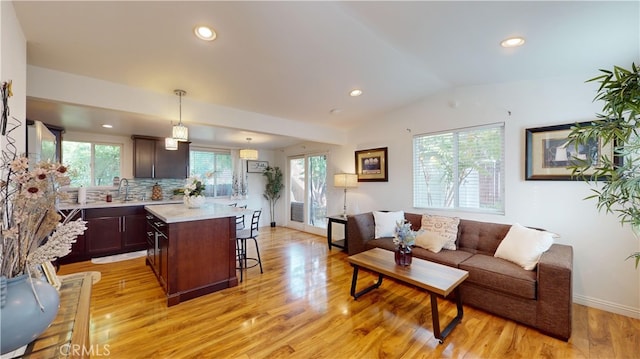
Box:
[165, 137, 178, 150]
[172, 124, 189, 142]
[334, 173, 358, 188]
[239, 148, 259, 160]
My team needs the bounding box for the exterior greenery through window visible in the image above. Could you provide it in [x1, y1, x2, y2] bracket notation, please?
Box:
[289, 155, 327, 228]
[413, 123, 505, 213]
[62, 141, 121, 187]
[189, 149, 232, 198]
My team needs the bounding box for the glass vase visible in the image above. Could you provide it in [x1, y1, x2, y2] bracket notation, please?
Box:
[394, 245, 412, 266]
[184, 195, 206, 208]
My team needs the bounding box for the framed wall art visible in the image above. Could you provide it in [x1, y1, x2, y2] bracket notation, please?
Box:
[525, 122, 613, 181]
[247, 160, 269, 173]
[355, 147, 388, 182]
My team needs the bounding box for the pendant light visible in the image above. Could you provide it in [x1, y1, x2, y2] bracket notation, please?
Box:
[172, 89, 188, 142]
[239, 137, 258, 160]
[165, 137, 178, 151]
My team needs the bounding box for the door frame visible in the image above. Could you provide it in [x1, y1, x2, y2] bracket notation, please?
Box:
[285, 152, 328, 236]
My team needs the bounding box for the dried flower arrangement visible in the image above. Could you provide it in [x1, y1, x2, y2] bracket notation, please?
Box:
[1, 80, 87, 279]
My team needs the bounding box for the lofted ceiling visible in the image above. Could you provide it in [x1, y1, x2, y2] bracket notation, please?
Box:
[12, 1, 640, 149]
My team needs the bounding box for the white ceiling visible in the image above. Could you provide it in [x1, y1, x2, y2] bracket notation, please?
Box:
[12, 1, 640, 149]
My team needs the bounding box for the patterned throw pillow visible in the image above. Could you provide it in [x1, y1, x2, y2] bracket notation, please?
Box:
[420, 214, 460, 250]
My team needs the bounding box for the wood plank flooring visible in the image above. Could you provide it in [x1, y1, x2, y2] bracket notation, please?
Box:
[58, 227, 639, 358]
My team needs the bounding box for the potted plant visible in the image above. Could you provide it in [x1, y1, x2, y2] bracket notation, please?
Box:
[262, 166, 284, 227]
[567, 62, 640, 268]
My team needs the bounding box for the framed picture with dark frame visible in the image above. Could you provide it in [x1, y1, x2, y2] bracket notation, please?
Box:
[355, 147, 388, 182]
[247, 160, 269, 173]
[525, 122, 614, 181]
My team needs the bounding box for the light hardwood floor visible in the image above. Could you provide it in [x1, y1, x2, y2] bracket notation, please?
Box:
[58, 227, 639, 358]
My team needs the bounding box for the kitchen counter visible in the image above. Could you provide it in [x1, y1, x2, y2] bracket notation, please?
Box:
[144, 202, 247, 224]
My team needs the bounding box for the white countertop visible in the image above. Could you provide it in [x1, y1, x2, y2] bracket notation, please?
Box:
[144, 202, 249, 224]
[57, 199, 183, 211]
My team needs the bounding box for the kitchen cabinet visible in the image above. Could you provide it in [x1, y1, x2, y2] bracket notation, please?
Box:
[146, 212, 170, 291]
[132, 135, 189, 179]
[83, 206, 147, 257]
[145, 206, 237, 306]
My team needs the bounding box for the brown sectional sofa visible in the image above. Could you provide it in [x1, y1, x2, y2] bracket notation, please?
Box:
[346, 211, 573, 341]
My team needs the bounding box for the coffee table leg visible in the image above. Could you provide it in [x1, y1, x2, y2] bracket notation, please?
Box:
[350, 265, 383, 299]
[430, 287, 464, 344]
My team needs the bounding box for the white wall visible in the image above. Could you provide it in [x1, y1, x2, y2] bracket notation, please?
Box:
[320, 75, 639, 318]
[0, 1, 26, 153]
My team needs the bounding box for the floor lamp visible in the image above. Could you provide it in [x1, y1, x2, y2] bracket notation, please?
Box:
[334, 173, 358, 218]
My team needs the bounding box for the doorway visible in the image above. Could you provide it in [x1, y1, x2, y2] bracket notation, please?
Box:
[287, 154, 327, 235]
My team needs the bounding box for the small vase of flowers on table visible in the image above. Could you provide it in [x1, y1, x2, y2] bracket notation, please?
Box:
[393, 220, 417, 266]
[183, 176, 206, 208]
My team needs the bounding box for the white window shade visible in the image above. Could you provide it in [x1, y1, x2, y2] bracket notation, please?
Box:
[413, 123, 504, 214]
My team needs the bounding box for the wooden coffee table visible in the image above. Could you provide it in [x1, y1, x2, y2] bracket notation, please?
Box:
[347, 247, 469, 343]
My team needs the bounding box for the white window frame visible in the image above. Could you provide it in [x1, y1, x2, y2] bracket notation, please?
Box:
[189, 147, 232, 198]
[61, 140, 123, 188]
[413, 122, 505, 214]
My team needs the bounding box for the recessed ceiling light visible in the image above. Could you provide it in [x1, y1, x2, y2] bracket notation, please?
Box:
[349, 89, 363, 97]
[102, 124, 113, 128]
[500, 37, 525, 48]
[194, 25, 217, 41]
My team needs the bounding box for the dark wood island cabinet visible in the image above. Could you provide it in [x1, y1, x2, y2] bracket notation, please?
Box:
[145, 203, 241, 306]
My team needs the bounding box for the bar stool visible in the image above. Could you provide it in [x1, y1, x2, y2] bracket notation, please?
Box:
[236, 209, 263, 282]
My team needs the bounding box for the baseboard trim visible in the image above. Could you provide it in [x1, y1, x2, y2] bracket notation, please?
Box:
[573, 294, 640, 319]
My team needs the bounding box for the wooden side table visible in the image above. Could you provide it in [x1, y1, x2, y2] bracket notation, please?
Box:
[327, 215, 348, 251]
[8, 272, 93, 359]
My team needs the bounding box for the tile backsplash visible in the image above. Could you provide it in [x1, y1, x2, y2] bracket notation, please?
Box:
[62, 178, 187, 204]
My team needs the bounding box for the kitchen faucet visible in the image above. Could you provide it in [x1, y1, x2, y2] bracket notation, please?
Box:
[118, 178, 131, 201]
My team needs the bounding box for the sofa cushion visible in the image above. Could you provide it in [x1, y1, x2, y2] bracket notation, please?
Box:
[364, 238, 473, 267]
[459, 254, 537, 300]
[411, 246, 474, 267]
[421, 214, 459, 250]
[373, 211, 405, 238]
[457, 219, 512, 256]
[494, 223, 554, 270]
[414, 230, 449, 253]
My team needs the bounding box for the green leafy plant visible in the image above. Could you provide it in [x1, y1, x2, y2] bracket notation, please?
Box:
[262, 166, 284, 226]
[567, 63, 640, 268]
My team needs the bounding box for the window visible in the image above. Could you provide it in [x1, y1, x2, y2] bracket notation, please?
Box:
[62, 141, 122, 187]
[413, 123, 504, 213]
[189, 149, 232, 198]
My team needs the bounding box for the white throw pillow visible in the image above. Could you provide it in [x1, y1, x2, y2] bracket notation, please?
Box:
[373, 211, 405, 238]
[414, 230, 450, 253]
[494, 223, 555, 270]
[420, 214, 460, 250]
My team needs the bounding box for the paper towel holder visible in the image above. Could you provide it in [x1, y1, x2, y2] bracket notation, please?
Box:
[77, 186, 87, 205]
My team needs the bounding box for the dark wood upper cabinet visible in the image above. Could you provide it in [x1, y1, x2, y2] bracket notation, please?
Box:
[155, 141, 189, 179]
[132, 135, 189, 179]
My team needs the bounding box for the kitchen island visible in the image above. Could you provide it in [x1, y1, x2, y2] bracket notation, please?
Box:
[145, 203, 245, 306]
